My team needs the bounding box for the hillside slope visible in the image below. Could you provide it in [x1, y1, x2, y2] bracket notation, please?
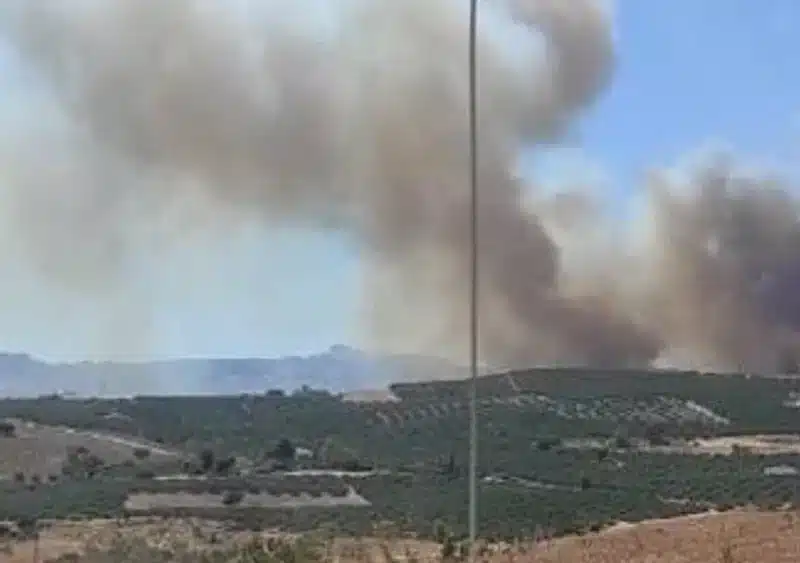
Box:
[527, 509, 800, 563]
[0, 419, 180, 478]
[0, 347, 466, 397]
[4, 509, 799, 562]
[0, 368, 797, 540]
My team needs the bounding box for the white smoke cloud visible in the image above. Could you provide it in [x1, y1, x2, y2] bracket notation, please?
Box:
[0, 0, 798, 391]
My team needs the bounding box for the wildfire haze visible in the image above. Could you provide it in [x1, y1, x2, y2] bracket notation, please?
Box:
[0, 0, 798, 378]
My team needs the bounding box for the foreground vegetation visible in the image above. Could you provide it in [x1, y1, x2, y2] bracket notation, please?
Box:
[2, 509, 795, 562]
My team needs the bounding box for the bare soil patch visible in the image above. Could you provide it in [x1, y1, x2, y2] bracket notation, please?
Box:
[524, 508, 800, 563]
[563, 434, 800, 456]
[659, 434, 800, 456]
[0, 419, 181, 477]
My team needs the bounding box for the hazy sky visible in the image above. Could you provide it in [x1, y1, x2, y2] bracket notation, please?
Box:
[0, 0, 798, 361]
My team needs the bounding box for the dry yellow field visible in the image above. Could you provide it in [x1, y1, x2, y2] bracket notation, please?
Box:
[0, 419, 180, 478]
[518, 509, 800, 563]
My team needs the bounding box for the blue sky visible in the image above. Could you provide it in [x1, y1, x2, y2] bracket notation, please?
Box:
[0, 1, 798, 361]
[531, 0, 800, 197]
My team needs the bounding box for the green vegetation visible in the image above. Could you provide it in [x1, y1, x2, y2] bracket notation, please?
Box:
[0, 420, 16, 437]
[0, 368, 797, 541]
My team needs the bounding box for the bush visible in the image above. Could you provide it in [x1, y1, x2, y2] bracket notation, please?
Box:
[614, 436, 632, 449]
[215, 456, 236, 475]
[0, 421, 16, 438]
[222, 490, 245, 506]
[536, 437, 562, 451]
[200, 449, 215, 473]
[271, 438, 296, 461]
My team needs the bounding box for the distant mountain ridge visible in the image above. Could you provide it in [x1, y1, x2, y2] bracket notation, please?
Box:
[0, 346, 467, 398]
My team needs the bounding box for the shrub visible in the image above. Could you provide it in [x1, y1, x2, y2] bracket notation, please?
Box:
[0, 421, 16, 438]
[200, 449, 215, 473]
[215, 456, 236, 475]
[536, 437, 562, 451]
[222, 490, 245, 506]
[614, 436, 632, 449]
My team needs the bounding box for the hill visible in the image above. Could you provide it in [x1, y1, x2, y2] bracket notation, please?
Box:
[0, 367, 797, 543]
[0, 346, 466, 397]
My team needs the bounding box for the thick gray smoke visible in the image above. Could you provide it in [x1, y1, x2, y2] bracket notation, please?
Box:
[1, 0, 799, 377]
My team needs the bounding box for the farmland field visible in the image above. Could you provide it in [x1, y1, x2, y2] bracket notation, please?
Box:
[0, 368, 798, 550]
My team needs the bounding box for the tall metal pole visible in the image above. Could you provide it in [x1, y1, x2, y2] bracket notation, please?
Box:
[467, 0, 479, 558]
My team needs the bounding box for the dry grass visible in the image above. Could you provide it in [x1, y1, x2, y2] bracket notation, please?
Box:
[0, 420, 180, 478]
[521, 509, 800, 563]
[1, 508, 798, 562]
[669, 435, 800, 456]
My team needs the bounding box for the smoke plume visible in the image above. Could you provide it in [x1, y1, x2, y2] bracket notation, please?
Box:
[1, 0, 799, 376]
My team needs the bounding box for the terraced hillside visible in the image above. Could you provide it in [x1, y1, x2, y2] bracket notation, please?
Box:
[386, 368, 798, 432]
[4, 369, 798, 453]
[0, 368, 798, 539]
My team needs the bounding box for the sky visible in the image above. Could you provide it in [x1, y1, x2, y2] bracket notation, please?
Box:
[0, 0, 798, 361]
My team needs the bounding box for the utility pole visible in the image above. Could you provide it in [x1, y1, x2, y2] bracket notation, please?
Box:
[467, 0, 480, 559]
